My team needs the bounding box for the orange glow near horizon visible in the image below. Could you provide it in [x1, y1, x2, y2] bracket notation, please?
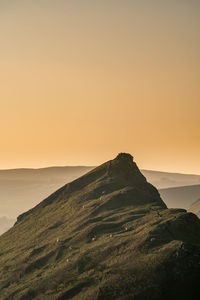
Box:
[0, 1, 199, 174]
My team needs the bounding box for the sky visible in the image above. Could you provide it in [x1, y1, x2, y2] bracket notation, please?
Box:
[0, 0, 199, 174]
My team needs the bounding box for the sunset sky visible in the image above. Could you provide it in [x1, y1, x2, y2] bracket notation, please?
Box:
[0, 0, 199, 174]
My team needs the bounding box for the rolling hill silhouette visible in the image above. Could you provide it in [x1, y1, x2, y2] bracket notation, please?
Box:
[0, 153, 200, 299]
[0, 166, 94, 219]
[189, 199, 200, 218]
[0, 217, 15, 236]
[142, 170, 200, 189]
[159, 185, 200, 209]
[0, 165, 199, 221]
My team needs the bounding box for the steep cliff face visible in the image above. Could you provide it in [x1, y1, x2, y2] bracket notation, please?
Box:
[0, 154, 200, 300]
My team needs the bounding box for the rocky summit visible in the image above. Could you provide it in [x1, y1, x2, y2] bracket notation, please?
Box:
[0, 153, 200, 300]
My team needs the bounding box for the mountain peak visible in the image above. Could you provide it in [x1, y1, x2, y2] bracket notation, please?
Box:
[16, 153, 166, 224]
[103, 153, 145, 183]
[1, 155, 200, 299]
[115, 152, 134, 162]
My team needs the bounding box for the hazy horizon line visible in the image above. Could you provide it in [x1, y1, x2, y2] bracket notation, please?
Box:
[0, 164, 199, 176]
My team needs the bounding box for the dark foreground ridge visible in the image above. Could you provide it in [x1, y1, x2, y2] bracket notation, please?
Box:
[0, 153, 200, 299]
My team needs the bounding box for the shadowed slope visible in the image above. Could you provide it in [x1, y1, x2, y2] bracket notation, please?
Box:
[0, 153, 200, 300]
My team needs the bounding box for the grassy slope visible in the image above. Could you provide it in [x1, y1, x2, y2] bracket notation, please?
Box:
[0, 155, 200, 299]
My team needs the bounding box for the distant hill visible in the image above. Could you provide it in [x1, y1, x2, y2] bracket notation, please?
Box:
[188, 198, 200, 218]
[0, 217, 15, 235]
[1, 166, 200, 220]
[0, 166, 94, 219]
[159, 185, 200, 209]
[142, 169, 200, 189]
[0, 153, 200, 299]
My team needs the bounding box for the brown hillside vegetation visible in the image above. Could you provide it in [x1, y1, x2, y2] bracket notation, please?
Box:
[0, 153, 200, 300]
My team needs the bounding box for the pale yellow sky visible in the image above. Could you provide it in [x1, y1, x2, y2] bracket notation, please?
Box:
[0, 1, 199, 173]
